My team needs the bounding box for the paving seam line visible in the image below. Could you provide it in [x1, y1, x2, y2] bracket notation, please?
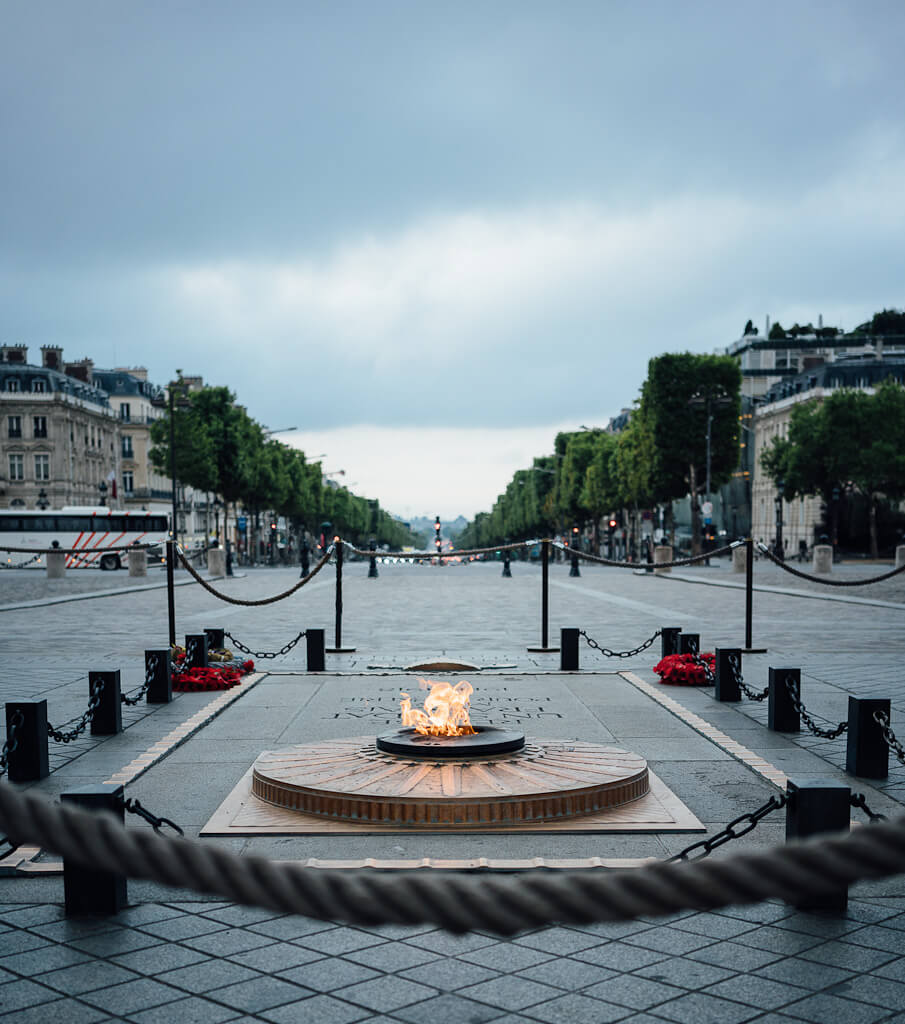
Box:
[659, 572, 905, 611]
[0, 573, 237, 613]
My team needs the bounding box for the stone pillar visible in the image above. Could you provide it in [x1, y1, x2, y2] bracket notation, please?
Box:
[46, 550, 66, 578]
[732, 544, 748, 574]
[653, 545, 672, 575]
[812, 545, 833, 574]
[128, 549, 147, 578]
[207, 548, 226, 577]
[896, 545, 905, 569]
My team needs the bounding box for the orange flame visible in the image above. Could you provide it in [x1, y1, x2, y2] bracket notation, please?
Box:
[400, 679, 477, 737]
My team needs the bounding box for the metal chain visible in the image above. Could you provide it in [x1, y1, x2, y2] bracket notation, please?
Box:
[224, 630, 307, 660]
[689, 652, 715, 684]
[783, 675, 848, 739]
[121, 654, 159, 707]
[47, 681, 105, 743]
[122, 797, 183, 837]
[873, 710, 905, 765]
[728, 653, 768, 702]
[580, 629, 662, 659]
[0, 710, 24, 777]
[0, 553, 42, 569]
[851, 793, 888, 823]
[669, 794, 787, 862]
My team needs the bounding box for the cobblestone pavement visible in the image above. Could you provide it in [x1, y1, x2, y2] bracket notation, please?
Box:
[2, 557, 905, 1022]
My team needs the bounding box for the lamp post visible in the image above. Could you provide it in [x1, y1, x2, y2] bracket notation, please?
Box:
[98, 480, 108, 507]
[213, 497, 222, 545]
[689, 388, 733, 551]
[36, 487, 49, 511]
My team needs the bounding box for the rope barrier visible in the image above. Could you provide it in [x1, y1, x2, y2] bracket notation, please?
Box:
[0, 553, 43, 569]
[757, 543, 905, 586]
[0, 543, 155, 555]
[551, 541, 738, 570]
[175, 547, 331, 606]
[2, 781, 905, 933]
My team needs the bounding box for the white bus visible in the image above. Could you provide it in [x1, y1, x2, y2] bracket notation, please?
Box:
[0, 508, 170, 571]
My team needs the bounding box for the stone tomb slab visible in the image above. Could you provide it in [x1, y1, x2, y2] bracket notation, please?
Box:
[201, 673, 704, 836]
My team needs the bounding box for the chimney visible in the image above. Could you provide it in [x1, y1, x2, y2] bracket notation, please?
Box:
[1, 344, 28, 364]
[116, 366, 148, 381]
[765, 315, 770, 337]
[64, 358, 95, 384]
[41, 345, 63, 371]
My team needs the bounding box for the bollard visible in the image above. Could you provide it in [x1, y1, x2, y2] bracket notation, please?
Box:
[679, 633, 700, 655]
[166, 540, 176, 647]
[185, 634, 209, 669]
[527, 540, 559, 652]
[896, 544, 905, 570]
[560, 628, 580, 671]
[207, 547, 226, 577]
[714, 648, 742, 702]
[502, 550, 512, 577]
[128, 548, 147, 578]
[368, 538, 379, 579]
[204, 628, 225, 650]
[846, 697, 890, 779]
[306, 628, 325, 672]
[46, 548, 66, 578]
[812, 544, 833, 574]
[89, 671, 122, 736]
[768, 667, 800, 732]
[660, 627, 681, 658]
[145, 650, 173, 704]
[653, 545, 672, 575]
[731, 544, 747, 574]
[785, 778, 850, 910]
[5, 701, 49, 782]
[569, 547, 581, 578]
[62, 784, 127, 915]
[328, 541, 356, 653]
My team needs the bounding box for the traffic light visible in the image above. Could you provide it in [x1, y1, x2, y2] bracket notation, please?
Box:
[434, 515, 441, 553]
[608, 519, 617, 533]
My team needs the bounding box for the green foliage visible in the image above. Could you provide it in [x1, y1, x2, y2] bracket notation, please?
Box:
[854, 308, 905, 336]
[768, 321, 787, 340]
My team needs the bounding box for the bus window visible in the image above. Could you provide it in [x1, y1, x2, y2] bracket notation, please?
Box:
[0, 517, 24, 532]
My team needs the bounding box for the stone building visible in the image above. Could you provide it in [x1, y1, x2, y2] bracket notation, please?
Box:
[751, 355, 905, 554]
[0, 345, 121, 510]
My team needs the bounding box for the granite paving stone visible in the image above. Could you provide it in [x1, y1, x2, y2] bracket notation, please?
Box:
[136, 915, 230, 941]
[399, 957, 500, 989]
[0, 997, 111, 1023]
[402, 931, 498, 956]
[526, 991, 632, 1023]
[278, 957, 381, 991]
[457, 975, 561, 1011]
[344, 943, 439, 972]
[573, 941, 670, 972]
[826, 972, 905, 1007]
[753, 956, 856, 990]
[391, 992, 501, 1024]
[512, 926, 606, 955]
[34, 959, 142, 994]
[686, 940, 782, 971]
[259, 993, 369, 1023]
[512, 956, 615, 990]
[731, 924, 824, 955]
[78, 976, 187, 1015]
[702, 974, 810, 1009]
[780, 991, 892, 1023]
[248, 917, 336, 941]
[839, 923, 905, 954]
[111, 943, 209, 974]
[634, 955, 735, 989]
[200, 905, 284, 927]
[0, 930, 56, 955]
[158, 959, 263, 994]
[67, 926, 165, 956]
[294, 927, 389, 956]
[459, 942, 555, 972]
[209, 975, 315, 1013]
[0, 944, 94, 975]
[336, 975, 438, 1013]
[126, 994, 243, 1023]
[227, 942, 327, 973]
[182, 926, 279, 956]
[0, 978, 63, 1013]
[653, 990, 763, 1024]
[621, 927, 716, 955]
[585, 973, 683, 1010]
[668, 912, 758, 940]
[797, 940, 899, 972]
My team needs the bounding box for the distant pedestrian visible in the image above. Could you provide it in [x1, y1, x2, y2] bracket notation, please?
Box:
[300, 538, 310, 578]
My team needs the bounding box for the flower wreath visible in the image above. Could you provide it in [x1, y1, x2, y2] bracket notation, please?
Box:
[652, 652, 715, 686]
[170, 646, 255, 692]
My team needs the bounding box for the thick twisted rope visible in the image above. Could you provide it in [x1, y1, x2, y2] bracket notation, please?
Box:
[1, 782, 904, 934]
[757, 543, 905, 586]
[176, 548, 332, 606]
[342, 540, 531, 560]
[552, 541, 737, 570]
[0, 543, 155, 555]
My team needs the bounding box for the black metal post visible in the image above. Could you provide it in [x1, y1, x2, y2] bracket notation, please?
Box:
[185, 634, 209, 669]
[679, 633, 700, 655]
[204, 628, 225, 649]
[62, 784, 127, 915]
[745, 538, 754, 649]
[785, 778, 850, 910]
[569, 531, 581, 577]
[5, 701, 49, 782]
[89, 671, 122, 736]
[846, 697, 890, 779]
[560, 628, 580, 671]
[661, 628, 682, 657]
[145, 650, 172, 704]
[542, 540, 549, 647]
[368, 537, 378, 579]
[502, 548, 512, 577]
[306, 628, 326, 672]
[166, 539, 176, 647]
[715, 648, 742, 702]
[768, 667, 800, 732]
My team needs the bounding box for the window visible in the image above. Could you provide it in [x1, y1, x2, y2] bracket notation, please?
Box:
[6, 379, 19, 392]
[31, 379, 45, 393]
[7, 416, 21, 438]
[123, 471, 134, 494]
[33, 416, 47, 438]
[8, 454, 24, 481]
[34, 454, 50, 481]
[122, 435, 134, 458]
[120, 403, 131, 422]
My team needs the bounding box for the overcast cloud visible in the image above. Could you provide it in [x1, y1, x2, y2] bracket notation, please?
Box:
[2, 1, 904, 517]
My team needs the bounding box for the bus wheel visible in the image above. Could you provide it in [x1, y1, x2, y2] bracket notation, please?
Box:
[100, 554, 120, 571]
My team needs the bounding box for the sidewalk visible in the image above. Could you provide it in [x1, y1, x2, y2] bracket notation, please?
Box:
[2, 563, 905, 1022]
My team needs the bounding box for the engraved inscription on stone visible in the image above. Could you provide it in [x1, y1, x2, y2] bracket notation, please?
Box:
[329, 687, 562, 723]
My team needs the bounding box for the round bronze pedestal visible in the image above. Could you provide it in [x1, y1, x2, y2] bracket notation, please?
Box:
[252, 737, 649, 828]
[376, 726, 525, 758]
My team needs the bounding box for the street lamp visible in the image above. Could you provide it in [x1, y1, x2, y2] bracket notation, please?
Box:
[213, 497, 222, 545]
[36, 488, 49, 510]
[774, 478, 785, 560]
[98, 480, 108, 507]
[689, 388, 733, 548]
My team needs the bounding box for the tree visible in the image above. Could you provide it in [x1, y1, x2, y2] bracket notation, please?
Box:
[580, 432, 618, 553]
[768, 321, 787, 340]
[637, 353, 741, 553]
[743, 319, 758, 336]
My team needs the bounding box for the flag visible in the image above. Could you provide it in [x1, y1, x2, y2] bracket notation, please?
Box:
[106, 469, 117, 499]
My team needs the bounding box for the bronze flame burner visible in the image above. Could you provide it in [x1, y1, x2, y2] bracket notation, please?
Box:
[375, 725, 526, 759]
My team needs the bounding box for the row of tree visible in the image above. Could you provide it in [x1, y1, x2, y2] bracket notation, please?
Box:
[455, 353, 742, 556]
[148, 381, 423, 550]
[761, 380, 905, 558]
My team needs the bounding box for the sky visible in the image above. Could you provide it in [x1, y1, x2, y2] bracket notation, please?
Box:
[3, 1, 904, 518]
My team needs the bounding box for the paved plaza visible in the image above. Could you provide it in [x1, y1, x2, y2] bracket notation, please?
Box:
[1, 554, 905, 1022]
